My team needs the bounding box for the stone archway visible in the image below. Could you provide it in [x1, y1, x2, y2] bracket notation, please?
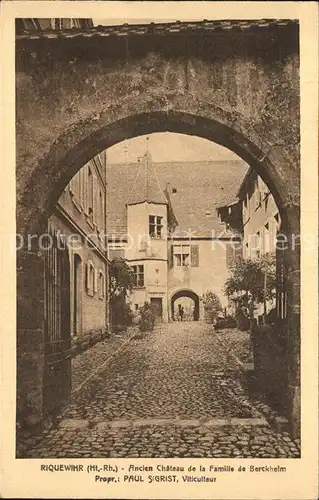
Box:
[17, 108, 298, 238]
[171, 289, 200, 322]
[16, 108, 300, 437]
[16, 20, 300, 434]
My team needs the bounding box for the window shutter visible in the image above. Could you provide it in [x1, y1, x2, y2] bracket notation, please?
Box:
[191, 245, 199, 267]
[168, 245, 174, 268]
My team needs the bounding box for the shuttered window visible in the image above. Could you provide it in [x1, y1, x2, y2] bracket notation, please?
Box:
[174, 245, 190, 267]
[172, 244, 199, 267]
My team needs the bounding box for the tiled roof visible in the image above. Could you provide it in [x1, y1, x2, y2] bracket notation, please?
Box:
[106, 159, 248, 238]
[127, 152, 168, 206]
[16, 19, 297, 40]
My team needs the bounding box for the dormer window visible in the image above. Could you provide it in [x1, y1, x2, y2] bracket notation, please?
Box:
[149, 215, 163, 238]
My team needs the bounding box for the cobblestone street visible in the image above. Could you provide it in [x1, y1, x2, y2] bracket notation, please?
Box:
[17, 322, 300, 459]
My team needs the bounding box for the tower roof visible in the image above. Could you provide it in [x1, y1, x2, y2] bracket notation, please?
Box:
[127, 151, 168, 206]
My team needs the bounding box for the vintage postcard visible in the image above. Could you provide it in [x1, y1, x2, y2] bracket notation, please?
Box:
[0, 1, 318, 498]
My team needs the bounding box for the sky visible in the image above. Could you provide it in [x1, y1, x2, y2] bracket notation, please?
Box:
[106, 132, 242, 164]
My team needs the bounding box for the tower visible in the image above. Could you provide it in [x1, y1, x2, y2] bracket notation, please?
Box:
[125, 149, 169, 322]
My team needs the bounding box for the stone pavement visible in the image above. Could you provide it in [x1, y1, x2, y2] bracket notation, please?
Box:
[16, 322, 300, 459]
[71, 326, 139, 393]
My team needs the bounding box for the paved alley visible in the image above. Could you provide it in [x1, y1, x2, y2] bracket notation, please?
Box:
[17, 322, 300, 459]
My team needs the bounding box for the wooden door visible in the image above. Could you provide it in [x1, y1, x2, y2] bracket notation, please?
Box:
[150, 297, 163, 323]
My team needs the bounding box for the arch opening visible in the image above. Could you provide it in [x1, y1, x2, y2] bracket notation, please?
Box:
[171, 290, 200, 322]
[20, 110, 296, 238]
[16, 109, 300, 437]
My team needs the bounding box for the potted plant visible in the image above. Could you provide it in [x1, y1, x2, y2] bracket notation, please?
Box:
[202, 291, 222, 325]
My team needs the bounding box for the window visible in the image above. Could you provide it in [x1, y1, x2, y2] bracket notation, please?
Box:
[86, 260, 95, 296]
[149, 215, 163, 238]
[131, 265, 144, 287]
[98, 271, 105, 299]
[173, 245, 199, 267]
[174, 245, 190, 267]
[264, 223, 270, 253]
[97, 188, 104, 231]
[80, 167, 85, 207]
[255, 231, 261, 258]
[72, 254, 82, 336]
[87, 167, 94, 218]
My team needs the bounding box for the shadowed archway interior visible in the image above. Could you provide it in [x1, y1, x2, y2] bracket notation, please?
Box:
[171, 289, 200, 322]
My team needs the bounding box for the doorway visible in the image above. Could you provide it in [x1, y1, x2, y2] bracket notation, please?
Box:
[150, 297, 163, 323]
[171, 290, 200, 321]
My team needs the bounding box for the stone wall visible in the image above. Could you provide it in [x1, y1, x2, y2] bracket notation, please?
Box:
[251, 324, 289, 416]
[17, 250, 45, 427]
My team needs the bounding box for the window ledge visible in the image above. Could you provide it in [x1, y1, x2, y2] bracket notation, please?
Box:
[87, 289, 94, 297]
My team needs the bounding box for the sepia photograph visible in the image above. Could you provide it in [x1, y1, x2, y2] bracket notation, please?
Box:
[15, 14, 302, 461]
[0, 2, 318, 498]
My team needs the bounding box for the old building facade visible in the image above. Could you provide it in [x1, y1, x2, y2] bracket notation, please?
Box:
[238, 168, 281, 260]
[47, 152, 108, 354]
[218, 166, 282, 322]
[108, 152, 246, 322]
